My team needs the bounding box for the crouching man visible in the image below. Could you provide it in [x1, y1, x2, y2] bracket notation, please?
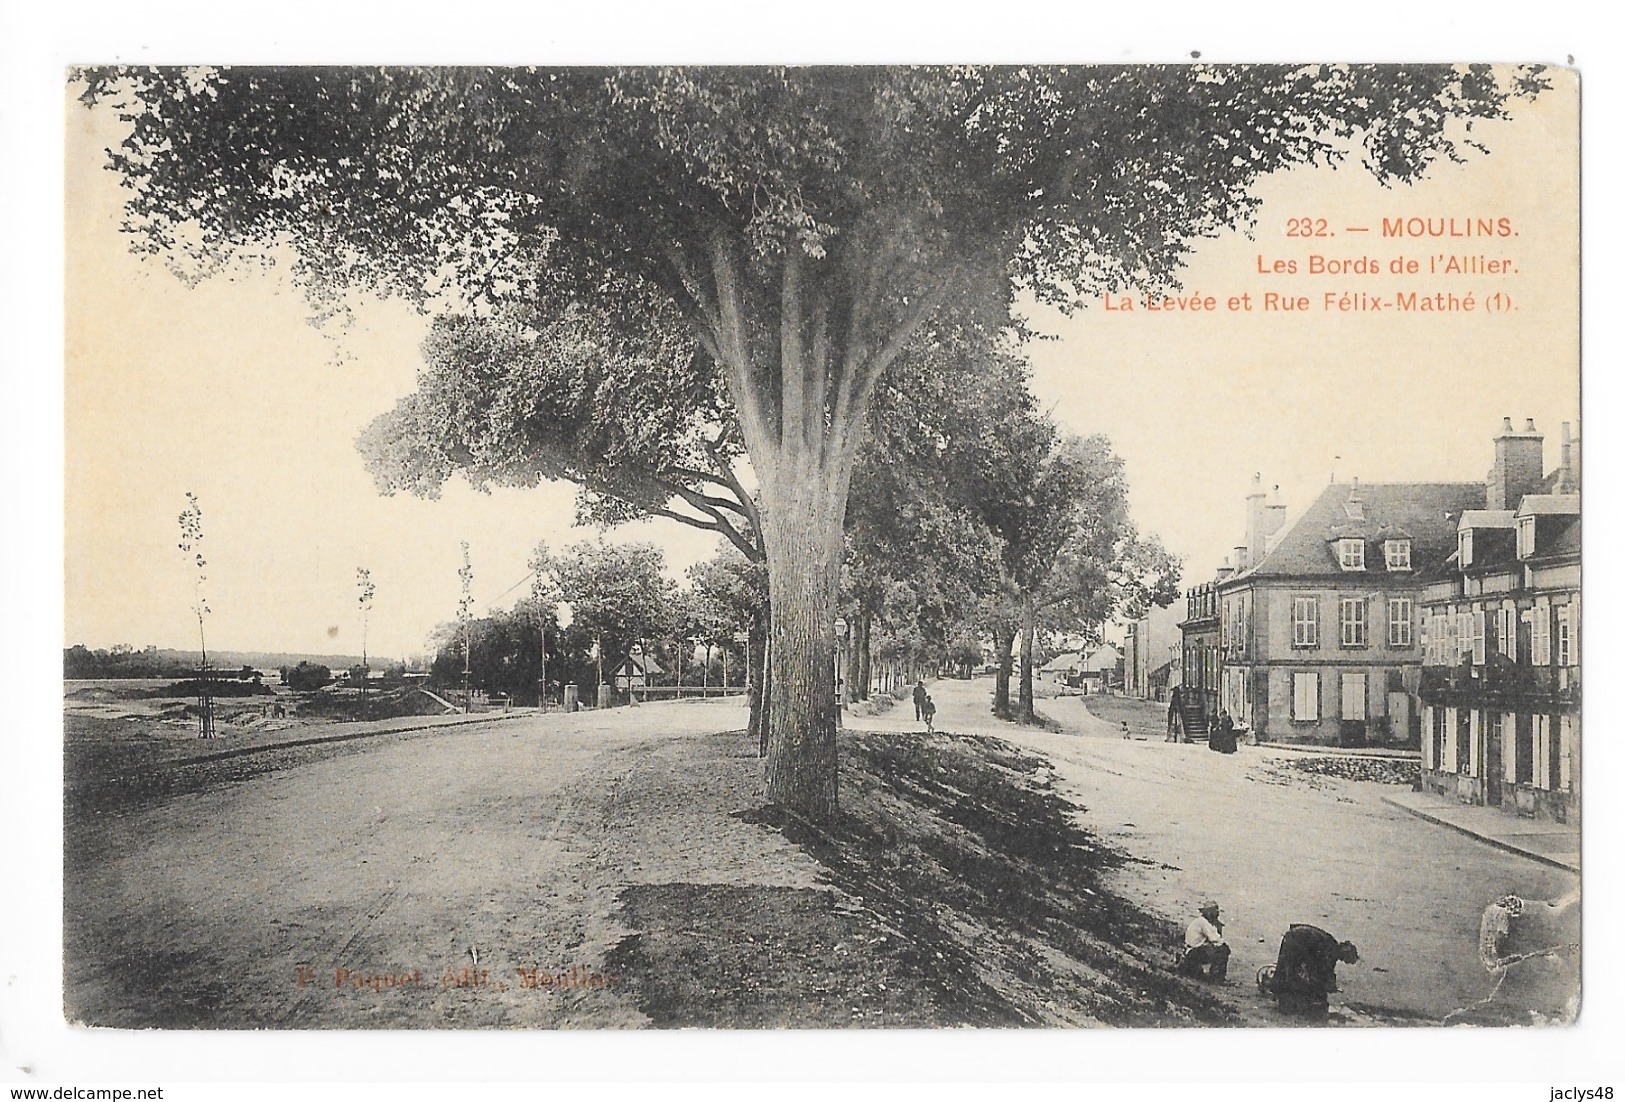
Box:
[1267, 923, 1359, 1020]
[1177, 899, 1230, 982]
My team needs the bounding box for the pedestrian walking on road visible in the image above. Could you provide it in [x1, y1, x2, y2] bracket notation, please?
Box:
[921, 693, 936, 734]
[1166, 687, 1181, 742]
[913, 679, 928, 721]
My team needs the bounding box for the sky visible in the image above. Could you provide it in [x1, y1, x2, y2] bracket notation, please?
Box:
[63, 69, 1580, 661]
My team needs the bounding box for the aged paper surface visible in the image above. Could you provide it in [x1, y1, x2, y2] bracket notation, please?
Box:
[45, 58, 1591, 1093]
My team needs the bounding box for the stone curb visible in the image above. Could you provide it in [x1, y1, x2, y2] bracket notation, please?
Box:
[1380, 795, 1579, 873]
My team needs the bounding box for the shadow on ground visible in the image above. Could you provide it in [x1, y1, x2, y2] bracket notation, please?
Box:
[606, 728, 1239, 1027]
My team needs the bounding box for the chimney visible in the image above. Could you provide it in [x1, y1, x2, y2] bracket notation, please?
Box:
[1559, 422, 1579, 493]
[1245, 472, 1268, 566]
[1264, 484, 1288, 544]
[1486, 416, 1545, 510]
[1215, 558, 1234, 582]
[1233, 544, 1249, 572]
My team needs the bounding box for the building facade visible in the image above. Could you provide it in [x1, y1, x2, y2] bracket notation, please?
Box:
[1178, 579, 1223, 734]
[1213, 474, 1483, 746]
[1125, 601, 1184, 700]
[1419, 420, 1579, 823]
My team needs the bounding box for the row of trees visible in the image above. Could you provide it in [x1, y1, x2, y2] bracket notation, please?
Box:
[432, 539, 763, 706]
[83, 64, 1547, 819]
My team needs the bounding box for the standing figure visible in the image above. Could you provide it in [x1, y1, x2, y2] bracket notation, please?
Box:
[912, 679, 928, 721]
[1209, 710, 1238, 754]
[1177, 899, 1230, 982]
[921, 693, 937, 734]
[1166, 687, 1181, 742]
[1266, 923, 1359, 1020]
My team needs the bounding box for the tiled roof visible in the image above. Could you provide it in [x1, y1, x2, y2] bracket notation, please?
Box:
[1234, 481, 1485, 582]
[1516, 494, 1580, 517]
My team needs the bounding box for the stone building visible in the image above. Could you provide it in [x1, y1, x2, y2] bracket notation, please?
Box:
[1418, 419, 1579, 823]
[1210, 473, 1482, 745]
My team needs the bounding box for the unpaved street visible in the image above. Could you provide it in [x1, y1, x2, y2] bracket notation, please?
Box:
[64, 699, 823, 1028]
[66, 680, 1579, 1029]
[914, 679, 1579, 1025]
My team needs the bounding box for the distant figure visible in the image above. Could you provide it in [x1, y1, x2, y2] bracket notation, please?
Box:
[1166, 687, 1182, 742]
[1209, 710, 1238, 754]
[1121, 721, 1131, 740]
[1177, 899, 1230, 982]
[1266, 924, 1359, 1020]
[921, 693, 937, 734]
[913, 679, 928, 721]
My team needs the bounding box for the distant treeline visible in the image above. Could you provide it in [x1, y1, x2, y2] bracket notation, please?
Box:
[63, 644, 375, 680]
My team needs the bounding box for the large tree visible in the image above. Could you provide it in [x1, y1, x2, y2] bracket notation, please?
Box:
[79, 64, 1544, 821]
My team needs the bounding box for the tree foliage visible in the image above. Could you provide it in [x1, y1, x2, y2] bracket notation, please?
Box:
[79, 63, 1545, 819]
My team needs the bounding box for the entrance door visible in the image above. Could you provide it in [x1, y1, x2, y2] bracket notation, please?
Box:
[1340, 672, 1368, 746]
[1386, 691, 1410, 747]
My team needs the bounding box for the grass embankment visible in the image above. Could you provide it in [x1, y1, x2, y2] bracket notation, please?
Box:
[606, 727, 1238, 1028]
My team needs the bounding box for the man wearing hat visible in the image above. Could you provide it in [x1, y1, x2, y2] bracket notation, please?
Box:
[1177, 899, 1230, 982]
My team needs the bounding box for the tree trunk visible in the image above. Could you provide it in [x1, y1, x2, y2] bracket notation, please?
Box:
[1018, 593, 1037, 722]
[855, 610, 872, 701]
[759, 466, 846, 822]
[749, 601, 770, 757]
[992, 626, 1015, 717]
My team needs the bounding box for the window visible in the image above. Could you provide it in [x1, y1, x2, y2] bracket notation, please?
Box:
[1459, 530, 1473, 567]
[1385, 539, 1412, 570]
[1530, 603, 1551, 665]
[1388, 597, 1414, 647]
[1340, 673, 1367, 721]
[1339, 597, 1367, 647]
[1533, 715, 1551, 791]
[1421, 706, 1435, 768]
[1468, 710, 1481, 778]
[1496, 607, 1516, 663]
[1455, 613, 1472, 662]
[1292, 672, 1319, 720]
[1556, 605, 1574, 667]
[1517, 515, 1537, 558]
[1338, 539, 1365, 571]
[1442, 706, 1457, 772]
[1471, 611, 1486, 665]
[1292, 597, 1318, 648]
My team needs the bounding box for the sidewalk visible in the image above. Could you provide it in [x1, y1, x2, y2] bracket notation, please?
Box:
[1381, 788, 1579, 873]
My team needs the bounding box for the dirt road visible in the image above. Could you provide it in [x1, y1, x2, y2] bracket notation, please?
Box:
[64, 699, 825, 1028]
[909, 679, 1579, 1025]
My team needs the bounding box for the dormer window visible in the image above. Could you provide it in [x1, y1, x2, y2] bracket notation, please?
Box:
[1384, 539, 1412, 571]
[1338, 539, 1365, 571]
[1517, 515, 1536, 558]
[1459, 530, 1473, 567]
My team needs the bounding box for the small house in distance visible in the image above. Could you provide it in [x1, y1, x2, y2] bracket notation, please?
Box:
[613, 647, 665, 693]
